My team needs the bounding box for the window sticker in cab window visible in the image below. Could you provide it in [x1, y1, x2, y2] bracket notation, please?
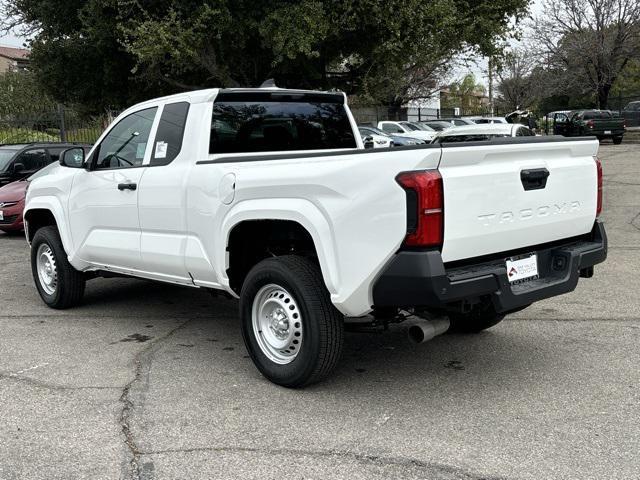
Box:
[155, 141, 168, 159]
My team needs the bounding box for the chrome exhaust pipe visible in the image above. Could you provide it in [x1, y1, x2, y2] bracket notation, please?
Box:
[406, 317, 450, 344]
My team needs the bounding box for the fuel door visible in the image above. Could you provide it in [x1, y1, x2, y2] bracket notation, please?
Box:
[218, 172, 236, 205]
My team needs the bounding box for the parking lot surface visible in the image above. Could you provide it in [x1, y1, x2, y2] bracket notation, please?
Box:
[1, 143, 639, 480]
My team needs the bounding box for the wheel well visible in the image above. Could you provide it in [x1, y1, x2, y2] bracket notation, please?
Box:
[25, 209, 57, 242]
[227, 220, 318, 293]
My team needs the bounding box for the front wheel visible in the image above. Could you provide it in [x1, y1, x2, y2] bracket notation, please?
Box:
[240, 255, 344, 387]
[31, 226, 85, 309]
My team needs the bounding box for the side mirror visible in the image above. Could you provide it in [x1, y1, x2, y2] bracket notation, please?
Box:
[60, 147, 85, 168]
[13, 162, 25, 174]
[363, 135, 374, 149]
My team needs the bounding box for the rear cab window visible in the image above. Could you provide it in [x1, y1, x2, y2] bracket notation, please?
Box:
[209, 91, 357, 154]
[151, 102, 190, 166]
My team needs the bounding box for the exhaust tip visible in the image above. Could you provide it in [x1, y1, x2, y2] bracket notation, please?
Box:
[407, 324, 426, 344]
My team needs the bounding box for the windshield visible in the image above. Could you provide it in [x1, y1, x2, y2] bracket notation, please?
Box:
[0, 149, 18, 171]
[399, 122, 421, 131]
[27, 161, 58, 181]
[408, 122, 435, 132]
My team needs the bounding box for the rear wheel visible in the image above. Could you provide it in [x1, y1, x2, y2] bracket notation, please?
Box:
[31, 226, 85, 309]
[613, 136, 623, 145]
[240, 255, 344, 387]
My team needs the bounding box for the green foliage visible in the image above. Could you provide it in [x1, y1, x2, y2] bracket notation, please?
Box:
[442, 74, 487, 110]
[611, 60, 640, 98]
[4, 0, 529, 109]
[0, 70, 55, 114]
[0, 128, 58, 143]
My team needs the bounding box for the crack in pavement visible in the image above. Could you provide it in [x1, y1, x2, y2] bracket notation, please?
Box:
[119, 318, 195, 480]
[630, 212, 640, 232]
[137, 445, 506, 480]
[0, 373, 121, 391]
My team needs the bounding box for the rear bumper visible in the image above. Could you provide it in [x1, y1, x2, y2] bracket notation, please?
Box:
[372, 220, 607, 314]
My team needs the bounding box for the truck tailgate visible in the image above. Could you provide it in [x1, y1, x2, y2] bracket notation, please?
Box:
[438, 138, 599, 263]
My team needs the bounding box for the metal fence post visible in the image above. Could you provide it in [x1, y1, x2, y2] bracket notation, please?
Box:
[57, 103, 67, 142]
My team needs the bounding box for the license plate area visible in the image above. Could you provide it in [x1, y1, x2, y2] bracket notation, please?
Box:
[604, 130, 612, 135]
[506, 253, 539, 284]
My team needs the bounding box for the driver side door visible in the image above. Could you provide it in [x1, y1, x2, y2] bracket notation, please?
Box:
[68, 107, 158, 271]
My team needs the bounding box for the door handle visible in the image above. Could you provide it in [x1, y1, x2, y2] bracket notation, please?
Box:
[520, 168, 550, 191]
[117, 183, 137, 191]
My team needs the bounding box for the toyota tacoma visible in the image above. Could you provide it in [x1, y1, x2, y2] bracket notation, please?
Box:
[24, 87, 607, 387]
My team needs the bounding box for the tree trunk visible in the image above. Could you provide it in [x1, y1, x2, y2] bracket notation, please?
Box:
[597, 84, 611, 109]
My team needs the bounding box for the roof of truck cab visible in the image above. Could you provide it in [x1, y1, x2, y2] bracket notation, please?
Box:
[123, 87, 346, 112]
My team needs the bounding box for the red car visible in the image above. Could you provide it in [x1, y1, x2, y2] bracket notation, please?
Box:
[0, 163, 59, 233]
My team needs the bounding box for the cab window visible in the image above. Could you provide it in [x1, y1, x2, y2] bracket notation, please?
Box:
[14, 148, 47, 174]
[93, 107, 157, 170]
[381, 123, 404, 134]
[209, 93, 356, 154]
[151, 102, 190, 166]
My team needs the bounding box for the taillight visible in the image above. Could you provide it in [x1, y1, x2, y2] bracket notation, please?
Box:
[595, 156, 603, 217]
[396, 170, 443, 248]
[586, 120, 594, 128]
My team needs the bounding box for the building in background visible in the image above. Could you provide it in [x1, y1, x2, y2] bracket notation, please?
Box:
[0, 46, 30, 73]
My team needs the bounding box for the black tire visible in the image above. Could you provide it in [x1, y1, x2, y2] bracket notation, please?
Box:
[240, 255, 344, 387]
[613, 136, 623, 145]
[448, 302, 505, 333]
[31, 226, 85, 309]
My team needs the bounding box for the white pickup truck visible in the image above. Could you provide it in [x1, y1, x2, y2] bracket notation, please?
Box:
[25, 87, 607, 387]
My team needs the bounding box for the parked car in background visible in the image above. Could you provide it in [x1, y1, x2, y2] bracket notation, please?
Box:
[418, 120, 453, 131]
[440, 118, 475, 126]
[377, 121, 436, 141]
[622, 101, 640, 127]
[357, 127, 393, 148]
[358, 125, 425, 146]
[543, 110, 572, 135]
[0, 143, 90, 187]
[552, 110, 625, 144]
[0, 162, 61, 233]
[464, 116, 508, 124]
[431, 123, 535, 143]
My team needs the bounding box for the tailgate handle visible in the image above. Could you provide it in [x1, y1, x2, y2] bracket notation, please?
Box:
[520, 168, 550, 191]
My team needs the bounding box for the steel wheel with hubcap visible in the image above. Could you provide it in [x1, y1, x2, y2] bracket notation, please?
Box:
[240, 255, 344, 387]
[252, 284, 303, 364]
[31, 226, 86, 309]
[36, 243, 58, 295]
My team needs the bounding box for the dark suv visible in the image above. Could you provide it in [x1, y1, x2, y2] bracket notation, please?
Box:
[0, 143, 91, 187]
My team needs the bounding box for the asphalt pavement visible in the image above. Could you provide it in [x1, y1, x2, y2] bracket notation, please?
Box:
[1, 143, 638, 480]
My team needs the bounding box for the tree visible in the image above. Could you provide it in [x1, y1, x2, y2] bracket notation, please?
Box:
[442, 74, 487, 111]
[533, 0, 640, 108]
[2, 0, 530, 110]
[0, 70, 54, 114]
[495, 49, 537, 111]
